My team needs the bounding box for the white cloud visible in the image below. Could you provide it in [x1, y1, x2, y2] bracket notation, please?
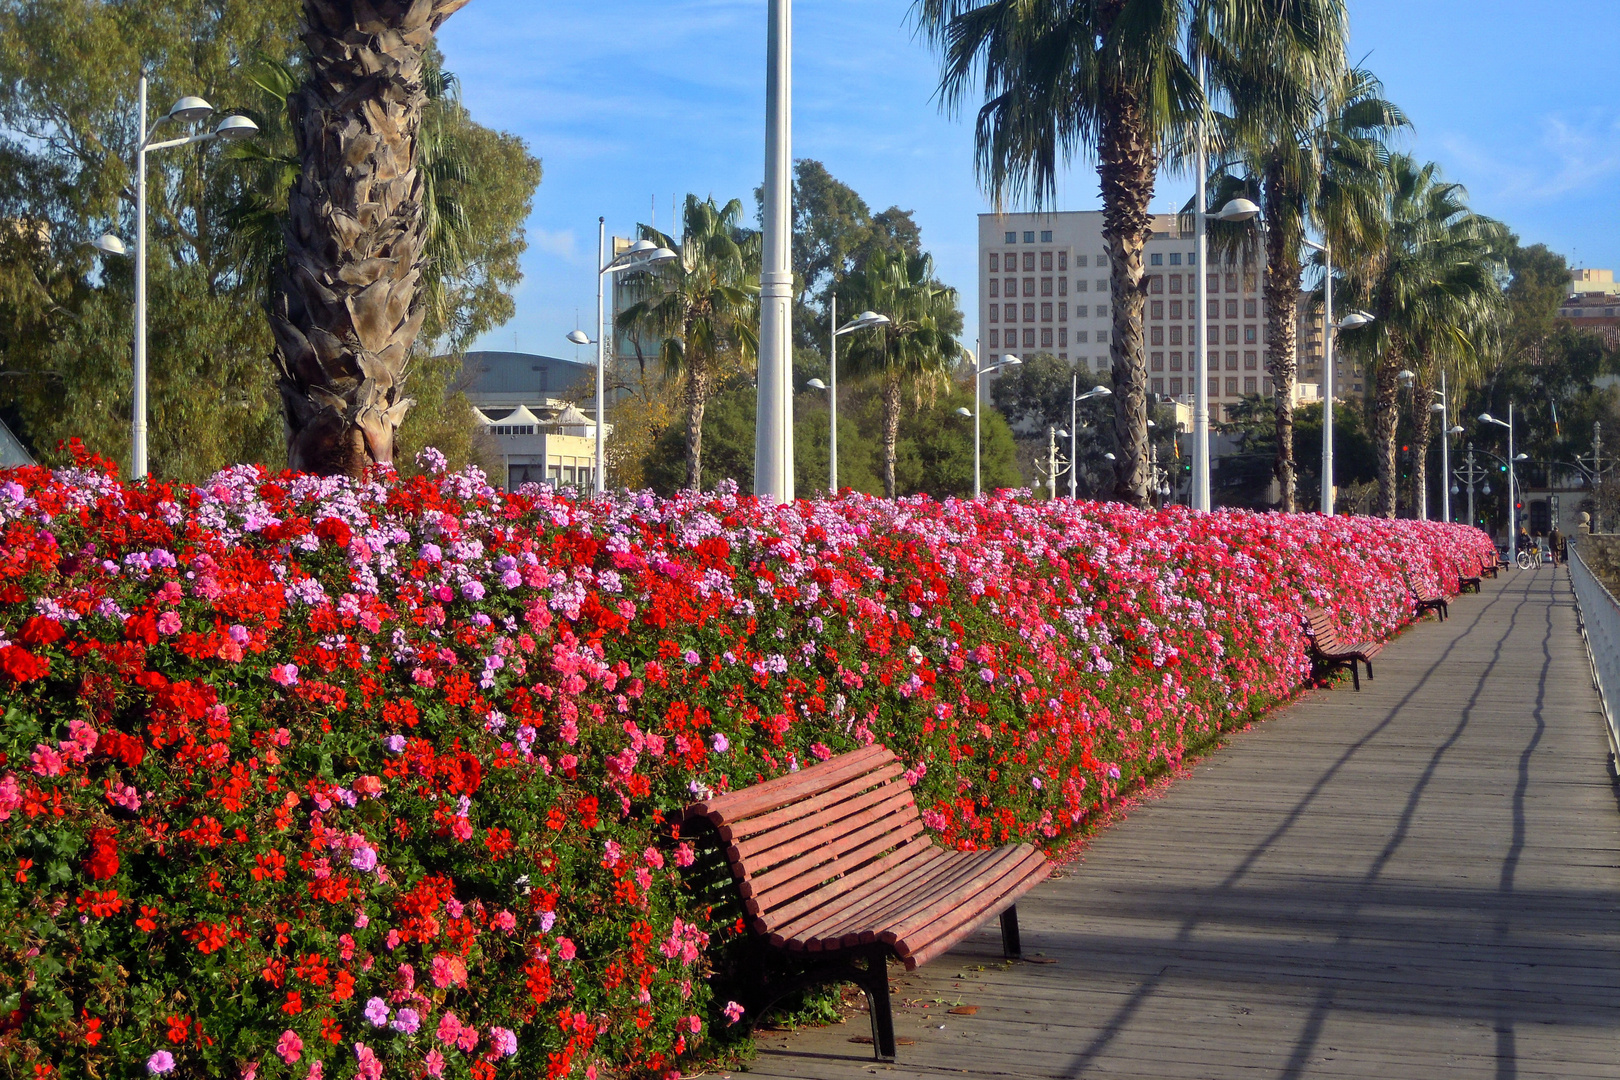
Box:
[1439, 109, 1620, 206]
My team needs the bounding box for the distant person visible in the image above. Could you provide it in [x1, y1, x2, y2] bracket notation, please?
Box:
[1518, 526, 1532, 558]
[1548, 525, 1564, 566]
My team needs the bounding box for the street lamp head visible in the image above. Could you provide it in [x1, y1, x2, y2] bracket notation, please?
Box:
[1103, 452, 1117, 461]
[851, 310, 890, 329]
[646, 246, 678, 265]
[166, 96, 214, 123]
[625, 239, 658, 256]
[999, 354, 1021, 367]
[1216, 198, 1261, 222]
[212, 115, 260, 141]
[1336, 311, 1373, 329]
[805, 378, 827, 391]
[1515, 453, 1529, 461]
[1429, 402, 1446, 414]
[1483, 483, 1492, 495]
[1396, 368, 1416, 388]
[92, 233, 128, 257]
[1057, 429, 1070, 439]
[1448, 424, 1465, 435]
[955, 407, 973, 418]
[1092, 385, 1111, 396]
[565, 330, 593, 346]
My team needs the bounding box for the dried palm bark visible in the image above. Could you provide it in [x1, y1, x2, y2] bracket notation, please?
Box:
[271, 0, 472, 475]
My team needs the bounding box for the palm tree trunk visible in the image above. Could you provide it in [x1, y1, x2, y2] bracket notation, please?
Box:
[1410, 369, 1433, 519]
[270, 0, 472, 476]
[881, 372, 902, 499]
[1373, 356, 1401, 518]
[683, 366, 709, 491]
[1262, 171, 1301, 512]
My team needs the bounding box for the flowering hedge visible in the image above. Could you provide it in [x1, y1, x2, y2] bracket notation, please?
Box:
[0, 450, 1492, 1080]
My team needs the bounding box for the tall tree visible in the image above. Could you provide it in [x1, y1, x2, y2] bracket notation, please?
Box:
[616, 195, 760, 490]
[270, 0, 473, 477]
[1201, 66, 1405, 510]
[913, 0, 1347, 507]
[1336, 156, 1505, 517]
[838, 251, 965, 498]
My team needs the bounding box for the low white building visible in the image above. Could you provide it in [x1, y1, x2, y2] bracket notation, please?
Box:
[460, 352, 610, 491]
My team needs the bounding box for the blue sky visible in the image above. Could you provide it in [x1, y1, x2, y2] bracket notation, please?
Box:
[437, 1, 1620, 359]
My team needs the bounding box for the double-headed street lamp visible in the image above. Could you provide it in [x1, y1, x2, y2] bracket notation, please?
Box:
[807, 298, 889, 495]
[1068, 379, 1113, 499]
[1397, 368, 1462, 521]
[568, 227, 678, 495]
[1479, 405, 1517, 564]
[964, 348, 1022, 499]
[96, 78, 259, 480]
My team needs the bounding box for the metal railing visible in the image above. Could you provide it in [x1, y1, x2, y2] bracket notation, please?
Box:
[1567, 541, 1620, 769]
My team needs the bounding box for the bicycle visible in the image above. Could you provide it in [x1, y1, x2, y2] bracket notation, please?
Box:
[1516, 546, 1543, 571]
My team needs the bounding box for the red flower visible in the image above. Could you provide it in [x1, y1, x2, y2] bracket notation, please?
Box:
[0, 646, 49, 684]
[83, 829, 119, 880]
[17, 616, 64, 648]
[281, 991, 303, 1016]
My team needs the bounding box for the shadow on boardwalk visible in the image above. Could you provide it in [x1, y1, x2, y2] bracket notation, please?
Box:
[741, 569, 1620, 1080]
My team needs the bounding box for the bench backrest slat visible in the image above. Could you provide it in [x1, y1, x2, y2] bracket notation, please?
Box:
[682, 746, 927, 934]
[1304, 607, 1346, 650]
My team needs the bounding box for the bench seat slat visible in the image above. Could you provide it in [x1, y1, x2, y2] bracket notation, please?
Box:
[782, 845, 981, 949]
[742, 816, 926, 906]
[896, 854, 1050, 970]
[764, 844, 946, 945]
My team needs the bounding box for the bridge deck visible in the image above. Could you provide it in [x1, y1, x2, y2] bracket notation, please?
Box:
[744, 568, 1620, 1079]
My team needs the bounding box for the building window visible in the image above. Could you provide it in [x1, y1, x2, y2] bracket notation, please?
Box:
[1023, 231, 1035, 243]
[1023, 303, 1035, 322]
[1170, 252, 1182, 266]
[1244, 299, 1258, 318]
[1170, 377, 1183, 395]
[1169, 275, 1183, 294]
[1058, 303, 1068, 321]
[1169, 326, 1182, 345]
[1005, 231, 1016, 243]
[1075, 279, 1088, 293]
[1075, 305, 1088, 318]
[1097, 329, 1109, 343]
[989, 253, 999, 272]
[1042, 277, 1054, 296]
[1076, 331, 1089, 343]
[1188, 253, 1197, 265]
[989, 279, 999, 298]
[1152, 378, 1165, 394]
[1022, 278, 1034, 296]
[1021, 252, 1034, 271]
[1059, 352, 1068, 360]
[1058, 251, 1068, 270]
[1041, 302, 1053, 322]
[1226, 377, 1239, 397]
[1041, 328, 1054, 348]
[1059, 328, 1068, 347]
[1208, 274, 1220, 293]
[1170, 352, 1183, 372]
[1225, 325, 1239, 344]
[1151, 352, 1164, 371]
[1096, 303, 1108, 317]
[1076, 254, 1088, 267]
[1244, 377, 1258, 395]
[1150, 326, 1164, 345]
[1058, 278, 1068, 297]
[988, 329, 999, 347]
[1151, 252, 1163, 266]
[989, 304, 999, 322]
[1208, 299, 1219, 319]
[1170, 299, 1183, 319]
[1041, 230, 1053, 242]
[1005, 250, 1016, 266]
[1244, 325, 1257, 343]
[1226, 273, 1239, 292]
[1023, 328, 1036, 348]
[1041, 251, 1053, 271]
[1208, 377, 1219, 398]
[1150, 300, 1164, 320]
[1150, 275, 1164, 294]
[1244, 350, 1257, 369]
[1097, 279, 1108, 291]
[1225, 299, 1239, 318]
[1226, 351, 1238, 370]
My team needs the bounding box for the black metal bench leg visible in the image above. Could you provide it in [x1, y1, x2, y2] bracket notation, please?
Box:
[1347, 660, 1359, 691]
[1000, 905, 1023, 959]
[1364, 659, 1373, 681]
[862, 947, 896, 1062]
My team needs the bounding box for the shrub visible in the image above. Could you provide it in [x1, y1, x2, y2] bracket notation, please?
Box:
[0, 452, 1492, 1080]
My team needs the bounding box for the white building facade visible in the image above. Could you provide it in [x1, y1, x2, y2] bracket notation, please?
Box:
[977, 211, 1324, 421]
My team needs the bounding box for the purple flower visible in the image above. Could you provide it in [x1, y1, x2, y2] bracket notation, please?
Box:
[391, 1007, 421, 1035]
[270, 663, 299, 687]
[148, 1051, 176, 1074]
[364, 996, 390, 1027]
[711, 733, 729, 753]
[384, 734, 407, 754]
[488, 1027, 518, 1057]
[350, 845, 378, 873]
[460, 579, 486, 602]
[684, 650, 700, 665]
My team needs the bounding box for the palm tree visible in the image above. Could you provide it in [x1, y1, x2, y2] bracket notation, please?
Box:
[1335, 156, 1505, 517]
[913, 0, 1346, 507]
[1199, 67, 1405, 511]
[269, 0, 472, 477]
[838, 251, 965, 498]
[615, 195, 759, 491]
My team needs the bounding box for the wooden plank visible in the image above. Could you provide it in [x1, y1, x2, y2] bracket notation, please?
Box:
[720, 760, 907, 843]
[682, 743, 892, 824]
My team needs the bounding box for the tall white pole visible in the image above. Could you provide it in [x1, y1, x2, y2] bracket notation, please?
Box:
[1320, 246, 1334, 514]
[1439, 368, 1450, 523]
[828, 295, 838, 495]
[973, 340, 982, 499]
[1069, 374, 1078, 500]
[595, 218, 606, 496]
[1192, 58, 1210, 511]
[133, 74, 149, 481]
[755, 0, 794, 503]
[1508, 401, 1516, 565]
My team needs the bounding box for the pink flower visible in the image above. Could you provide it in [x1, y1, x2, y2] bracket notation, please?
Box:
[276, 1030, 304, 1064]
[354, 1042, 382, 1080]
[488, 1027, 518, 1057]
[493, 909, 516, 934]
[435, 1010, 463, 1045]
[424, 1049, 445, 1078]
[156, 610, 181, 635]
[686, 1014, 702, 1034]
[364, 996, 390, 1027]
[430, 954, 467, 988]
[305, 1062, 323, 1080]
[148, 1051, 176, 1074]
[557, 937, 577, 961]
[30, 744, 63, 777]
[269, 663, 299, 687]
[723, 1000, 746, 1024]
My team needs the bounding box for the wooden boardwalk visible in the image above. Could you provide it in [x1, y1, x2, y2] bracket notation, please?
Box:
[743, 568, 1620, 1079]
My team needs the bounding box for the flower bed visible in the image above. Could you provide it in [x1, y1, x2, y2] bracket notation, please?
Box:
[0, 451, 1493, 1080]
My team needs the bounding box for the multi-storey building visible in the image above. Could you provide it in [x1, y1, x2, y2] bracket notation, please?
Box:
[978, 211, 1339, 421]
[1559, 269, 1620, 328]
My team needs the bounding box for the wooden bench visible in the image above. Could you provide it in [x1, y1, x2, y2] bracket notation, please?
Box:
[1403, 572, 1449, 621]
[682, 745, 1049, 1060]
[1303, 607, 1383, 691]
[1480, 554, 1503, 579]
[1456, 563, 1482, 594]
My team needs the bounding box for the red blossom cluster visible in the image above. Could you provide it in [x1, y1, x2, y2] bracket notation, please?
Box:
[0, 450, 1492, 1079]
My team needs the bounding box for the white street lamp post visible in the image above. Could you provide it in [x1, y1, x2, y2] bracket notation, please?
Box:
[755, 0, 794, 503]
[569, 233, 677, 496]
[112, 76, 259, 480]
[820, 297, 889, 495]
[970, 351, 1021, 498]
[1068, 379, 1113, 499]
[1193, 56, 1211, 512]
[1481, 405, 1516, 564]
